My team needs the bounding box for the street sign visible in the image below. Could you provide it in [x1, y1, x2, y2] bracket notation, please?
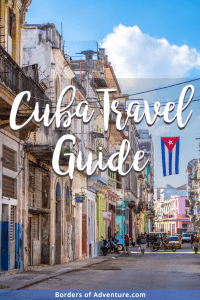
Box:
[103, 212, 111, 221]
[75, 197, 85, 203]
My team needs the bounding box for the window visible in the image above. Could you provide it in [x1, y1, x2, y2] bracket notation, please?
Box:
[55, 76, 60, 101]
[125, 164, 130, 190]
[116, 171, 122, 189]
[29, 163, 35, 190]
[2, 175, 16, 199]
[182, 224, 188, 228]
[116, 209, 122, 216]
[3, 145, 17, 171]
[168, 236, 179, 241]
[108, 171, 115, 187]
[185, 199, 190, 207]
[10, 206, 15, 240]
[66, 186, 70, 205]
[32, 215, 39, 240]
[183, 233, 191, 237]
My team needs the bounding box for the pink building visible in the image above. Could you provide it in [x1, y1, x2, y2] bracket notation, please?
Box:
[158, 195, 190, 234]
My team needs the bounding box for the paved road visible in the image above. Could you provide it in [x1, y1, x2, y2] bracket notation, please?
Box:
[25, 243, 200, 290]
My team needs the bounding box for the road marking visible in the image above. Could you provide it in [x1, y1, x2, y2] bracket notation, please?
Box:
[130, 251, 199, 254]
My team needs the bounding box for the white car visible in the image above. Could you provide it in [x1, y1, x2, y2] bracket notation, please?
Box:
[182, 233, 192, 244]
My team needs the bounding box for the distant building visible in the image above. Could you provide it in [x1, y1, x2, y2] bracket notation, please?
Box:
[186, 159, 200, 231]
[137, 129, 155, 233]
[154, 185, 189, 234]
[155, 195, 190, 234]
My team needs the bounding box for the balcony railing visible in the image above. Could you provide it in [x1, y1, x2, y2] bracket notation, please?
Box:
[0, 45, 49, 109]
[71, 77, 87, 98]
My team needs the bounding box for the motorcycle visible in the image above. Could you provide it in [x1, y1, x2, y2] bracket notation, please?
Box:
[150, 241, 161, 252]
[100, 236, 110, 256]
[163, 241, 176, 252]
[110, 239, 119, 253]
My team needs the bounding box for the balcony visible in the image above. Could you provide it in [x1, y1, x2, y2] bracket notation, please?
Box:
[146, 182, 151, 193]
[25, 144, 71, 167]
[72, 77, 87, 98]
[88, 176, 108, 191]
[0, 45, 49, 110]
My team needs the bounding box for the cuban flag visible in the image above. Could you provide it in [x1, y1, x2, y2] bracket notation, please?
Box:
[161, 137, 180, 176]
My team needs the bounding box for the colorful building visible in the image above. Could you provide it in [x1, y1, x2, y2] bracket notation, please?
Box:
[155, 195, 190, 234]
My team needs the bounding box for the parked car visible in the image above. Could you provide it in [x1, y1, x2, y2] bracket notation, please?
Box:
[166, 236, 181, 249]
[182, 233, 192, 244]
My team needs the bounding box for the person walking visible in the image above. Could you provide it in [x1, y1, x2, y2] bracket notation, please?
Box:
[191, 234, 194, 249]
[193, 235, 199, 254]
[140, 234, 146, 254]
[124, 235, 130, 255]
[137, 234, 141, 245]
[146, 234, 150, 248]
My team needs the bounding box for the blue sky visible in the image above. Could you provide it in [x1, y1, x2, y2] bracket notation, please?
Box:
[26, 0, 200, 54]
[26, 0, 200, 188]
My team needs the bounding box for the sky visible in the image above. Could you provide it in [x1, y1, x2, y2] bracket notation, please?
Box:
[26, 0, 200, 188]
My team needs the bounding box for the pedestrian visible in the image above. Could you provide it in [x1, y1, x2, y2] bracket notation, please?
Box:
[191, 234, 194, 249]
[146, 234, 150, 247]
[140, 234, 146, 254]
[124, 234, 130, 255]
[193, 235, 199, 254]
[137, 234, 141, 245]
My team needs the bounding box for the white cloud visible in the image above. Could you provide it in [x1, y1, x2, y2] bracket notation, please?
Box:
[151, 125, 170, 136]
[101, 24, 200, 78]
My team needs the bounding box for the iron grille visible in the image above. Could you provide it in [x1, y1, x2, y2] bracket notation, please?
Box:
[10, 206, 15, 240]
[0, 45, 50, 109]
[32, 214, 39, 240]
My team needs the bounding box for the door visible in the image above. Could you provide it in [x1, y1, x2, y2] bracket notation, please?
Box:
[55, 183, 61, 264]
[82, 214, 87, 257]
[27, 217, 32, 266]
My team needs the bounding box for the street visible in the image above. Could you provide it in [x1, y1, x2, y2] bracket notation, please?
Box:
[20, 243, 200, 290]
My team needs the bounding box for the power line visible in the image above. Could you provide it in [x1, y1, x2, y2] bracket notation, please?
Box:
[2, 77, 200, 112]
[128, 78, 200, 96]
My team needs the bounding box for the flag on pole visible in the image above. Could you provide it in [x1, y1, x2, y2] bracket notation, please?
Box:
[161, 137, 180, 176]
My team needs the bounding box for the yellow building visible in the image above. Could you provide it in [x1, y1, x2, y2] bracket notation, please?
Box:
[0, 0, 37, 273]
[0, 0, 32, 65]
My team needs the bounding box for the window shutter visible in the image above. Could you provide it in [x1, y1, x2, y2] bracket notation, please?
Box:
[2, 175, 16, 199]
[3, 145, 17, 171]
[29, 163, 35, 190]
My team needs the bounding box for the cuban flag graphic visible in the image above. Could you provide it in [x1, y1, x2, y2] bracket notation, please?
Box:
[161, 137, 180, 176]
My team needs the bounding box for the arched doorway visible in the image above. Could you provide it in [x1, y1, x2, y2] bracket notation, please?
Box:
[55, 182, 61, 264]
[66, 186, 70, 220]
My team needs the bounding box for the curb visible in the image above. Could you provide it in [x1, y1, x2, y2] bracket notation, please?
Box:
[10, 257, 112, 290]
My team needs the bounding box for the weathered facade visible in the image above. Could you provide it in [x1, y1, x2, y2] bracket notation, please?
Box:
[136, 129, 155, 234]
[22, 23, 76, 267]
[186, 159, 200, 231]
[0, 2, 150, 272]
[0, 0, 47, 273]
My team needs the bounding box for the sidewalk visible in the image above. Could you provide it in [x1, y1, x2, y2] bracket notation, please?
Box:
[0, 256, 112, 290]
